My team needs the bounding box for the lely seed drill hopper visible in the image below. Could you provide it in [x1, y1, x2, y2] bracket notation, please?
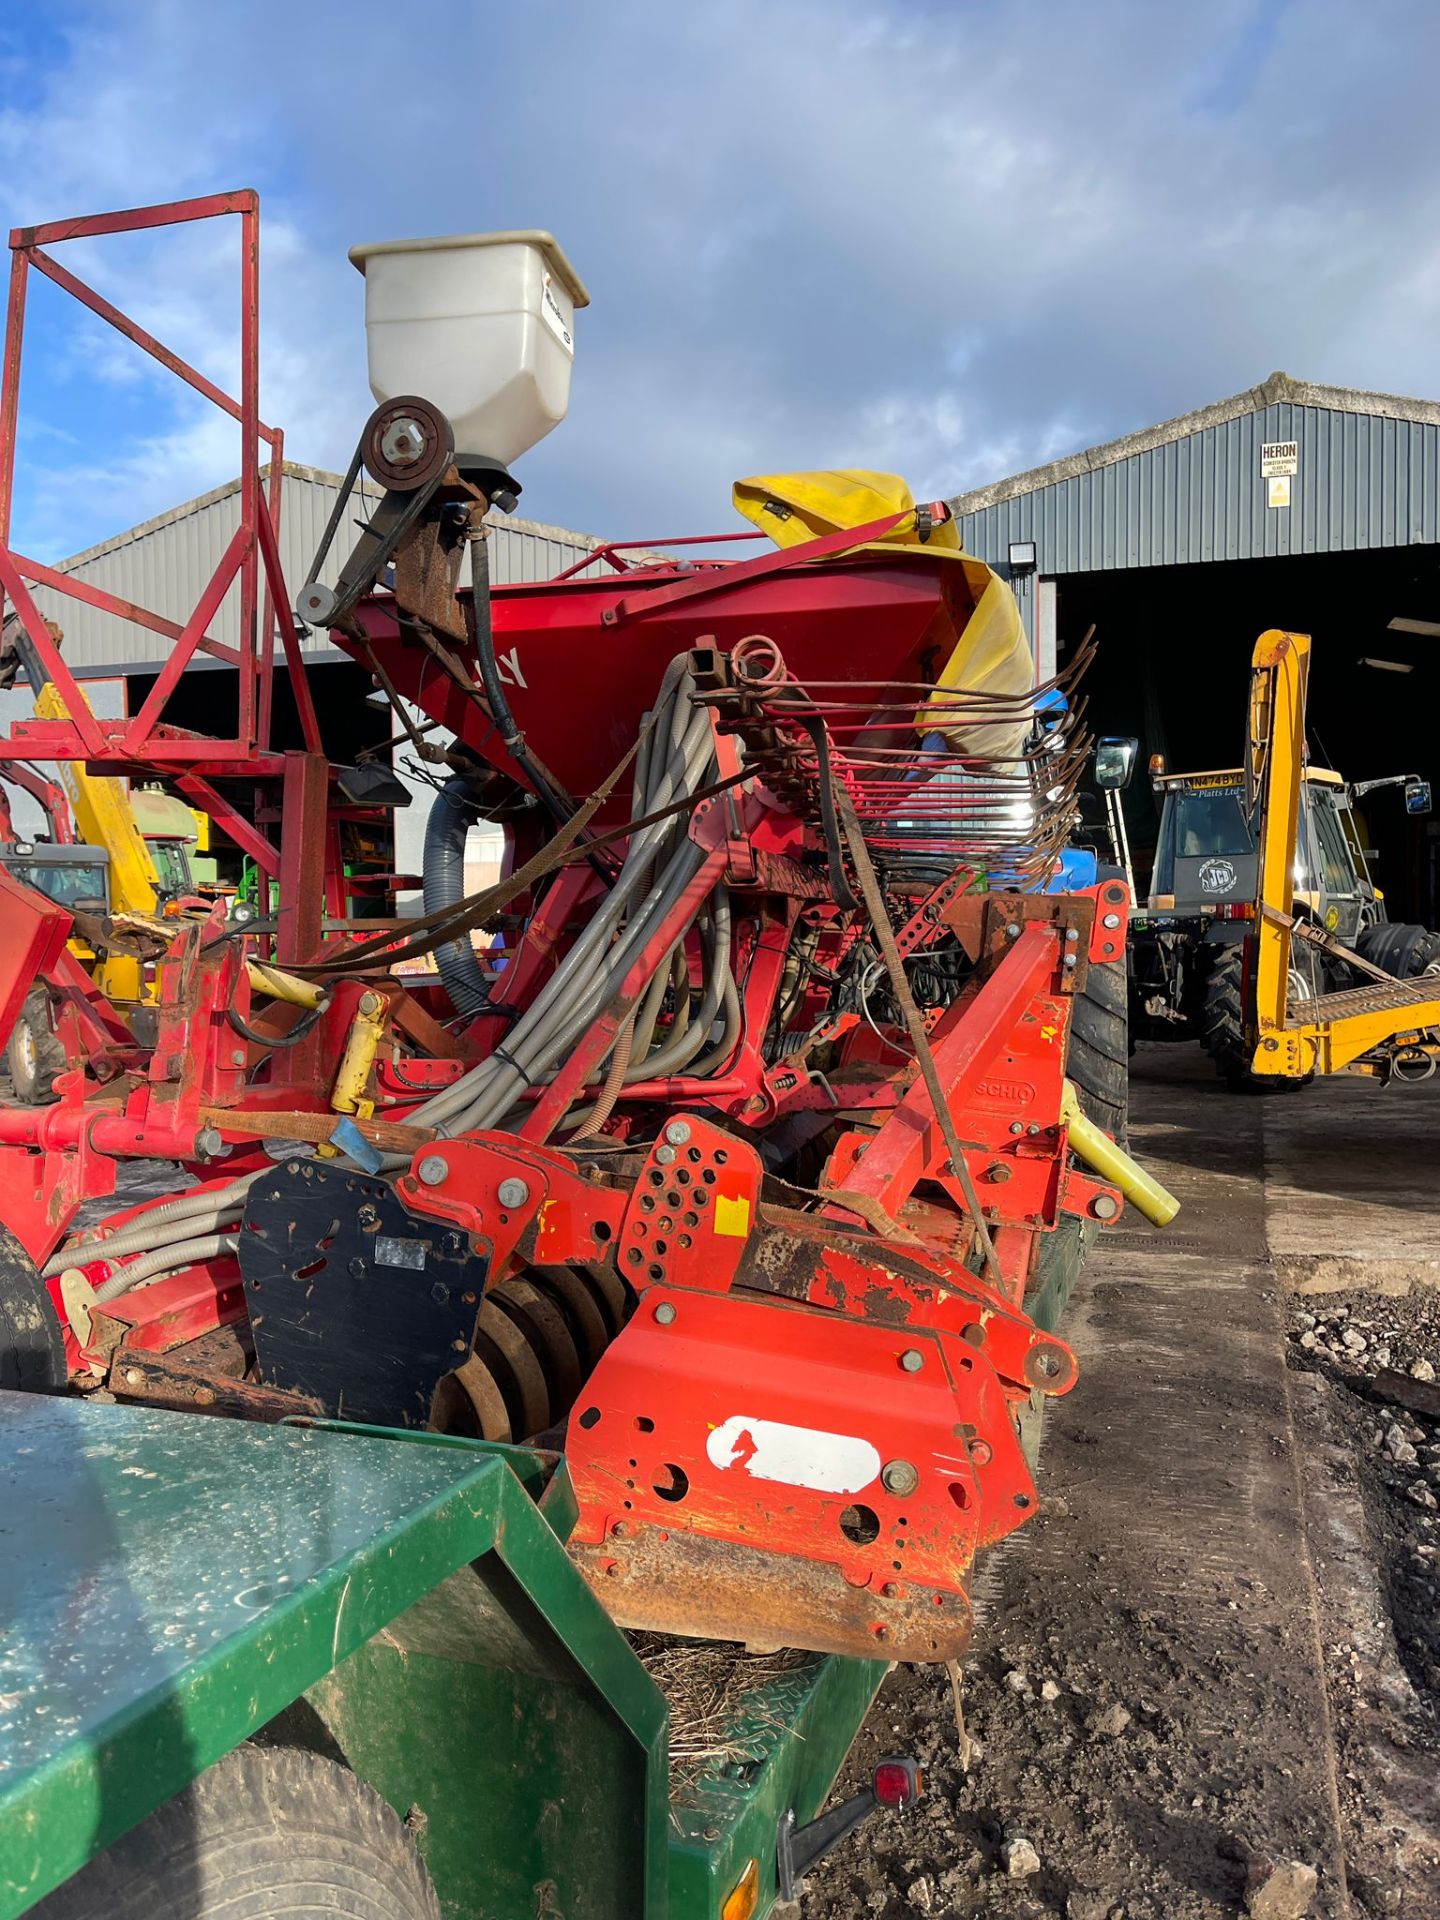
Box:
[0, 196, 1177, 1915]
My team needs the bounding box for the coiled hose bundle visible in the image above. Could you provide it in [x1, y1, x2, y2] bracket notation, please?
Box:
[51, 653, 737, 1299]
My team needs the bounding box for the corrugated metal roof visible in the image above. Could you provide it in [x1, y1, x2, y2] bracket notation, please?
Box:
[28, 462, 609, 674]
[950, 372, 1440, 578]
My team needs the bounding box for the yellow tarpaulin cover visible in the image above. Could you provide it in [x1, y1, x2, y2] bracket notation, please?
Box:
[732, 469, 1036, 759]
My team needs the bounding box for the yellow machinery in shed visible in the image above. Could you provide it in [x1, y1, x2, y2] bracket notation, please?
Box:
[2, 681, 209, 1098]
[1247, 627, 1440, 1082]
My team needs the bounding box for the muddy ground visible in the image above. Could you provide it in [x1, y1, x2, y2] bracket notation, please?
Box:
[798, 1046, 1440, 1920]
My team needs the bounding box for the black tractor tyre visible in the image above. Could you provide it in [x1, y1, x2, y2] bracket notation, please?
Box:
[1357, 921, 1440, 979]
[1068, 954, 1129, 1147]
[1016, 954, 1129, 1468]
[0, 1222, 65, 1391]
[1201, 940, 1317, 1093]
[31, 1745, 441, 1920]
[7, 988, 65, 1104]
[1017, 1214, 1094, 1470]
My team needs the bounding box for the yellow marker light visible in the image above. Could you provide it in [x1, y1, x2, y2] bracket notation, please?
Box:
[721, 1858, 759, 1920]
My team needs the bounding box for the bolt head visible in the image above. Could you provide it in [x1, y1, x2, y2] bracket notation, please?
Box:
[123, 1367, 144, 1388]
[497, 1176, 530, 1209]
[881, 1458, 920, 1497]
[417, 1153, 449, 1187]
[231, 1049, 247, 1067]
[654, 1144, 677, 1166]
[348, 1257, 367, 1278]
[1063, 954, 1078, 970]
[1009, 1121, 1025, 1136]
[1006, 922, 1022, 938]
[970, 1438, 993, 1466]
[1102, 911, 1122, 929]
[1091, 1192, 1120, 1220]
[379, 415, 426, 466]
[654, 1301, 677, 1325]
[664, 1120, 692, 1146]
[1065, 928, 1080, 943]
[899, 1348, 925, 1373]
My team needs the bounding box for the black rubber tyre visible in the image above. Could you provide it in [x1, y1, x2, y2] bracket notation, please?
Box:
[1017, 955, 1129, 1468]
[1357, 921, 1440, 979]
[1201, 940, 1317, 1093]
[0, 1222, 64, 1391]
[31, 1745, 441, 1920]
[7, 988, 65, 1104]
[1068, 954, 1129, 1147]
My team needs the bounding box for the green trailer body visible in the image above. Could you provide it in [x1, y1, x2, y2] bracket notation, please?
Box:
[0, 1394, 886, 1920]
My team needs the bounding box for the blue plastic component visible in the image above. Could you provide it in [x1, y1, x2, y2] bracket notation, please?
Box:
[1049, 846, 1098, 893]
[330, 1114, 384, 1173]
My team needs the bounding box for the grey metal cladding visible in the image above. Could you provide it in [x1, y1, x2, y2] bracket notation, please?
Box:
[951, 385, 1440, 577]
[28, 463, 609, 674]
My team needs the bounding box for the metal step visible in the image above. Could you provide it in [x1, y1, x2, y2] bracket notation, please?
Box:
[1293, 975, 1440, 1027]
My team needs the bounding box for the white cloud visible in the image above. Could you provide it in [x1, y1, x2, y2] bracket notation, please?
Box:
[0, 0, 1437, 565]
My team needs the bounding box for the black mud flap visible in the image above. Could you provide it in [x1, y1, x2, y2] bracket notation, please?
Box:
[238, 1158, 489, 1428]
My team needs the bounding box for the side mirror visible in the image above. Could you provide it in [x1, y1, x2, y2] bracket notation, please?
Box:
[1405, 779, 1432, 816]
[1094, 737, 1138, 791]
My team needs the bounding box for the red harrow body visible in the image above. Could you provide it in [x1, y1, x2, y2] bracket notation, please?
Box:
[0, 196, 1159, 1662]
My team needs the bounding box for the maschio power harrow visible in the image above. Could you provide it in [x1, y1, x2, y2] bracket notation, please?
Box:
[0, 197, 1176, 1662]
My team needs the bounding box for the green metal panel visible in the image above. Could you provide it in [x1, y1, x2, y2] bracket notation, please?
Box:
[666, 1655, 885, 1919]
[0, 1395, 666, 1920]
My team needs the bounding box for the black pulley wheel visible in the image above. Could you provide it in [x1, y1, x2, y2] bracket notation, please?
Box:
[361, 394, 453, 493]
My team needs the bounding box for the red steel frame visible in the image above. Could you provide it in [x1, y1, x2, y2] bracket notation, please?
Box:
[0, 197, 1145, 1661]
[0, 192, 333, 949]
[0, 192, 321, 768]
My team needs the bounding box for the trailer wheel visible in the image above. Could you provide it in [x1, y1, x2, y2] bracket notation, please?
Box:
[7, 989, 65, 1104]
[1357, 921, 1440, 979]
[1201, 942, 1317, 1092]
[0, 1224, 64, 1391]
[31, 1745, 441, 1920]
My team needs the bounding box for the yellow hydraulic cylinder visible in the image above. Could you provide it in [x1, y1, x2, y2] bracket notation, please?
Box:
[331, 989, 388, 1114]
[1061, 1081, 1180, 1228]
[245, 960, 326, 1010]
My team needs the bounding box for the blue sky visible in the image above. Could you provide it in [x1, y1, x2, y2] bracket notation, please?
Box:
[1, 0, 1438, 563]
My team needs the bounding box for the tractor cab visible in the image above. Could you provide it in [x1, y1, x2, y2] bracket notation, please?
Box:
[1132, 753, 1436, 1053]
[1147, 764, 1380, 942]
[0, 840, 110, 914]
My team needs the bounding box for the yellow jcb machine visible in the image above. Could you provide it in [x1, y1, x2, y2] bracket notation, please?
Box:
[1, 680, 210, 1099]
[1247, 628, 1440, 1084]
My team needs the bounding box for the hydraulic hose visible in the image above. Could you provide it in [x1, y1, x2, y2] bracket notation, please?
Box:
[53, 655, 727, 1270]
[44, 1174, 259, 1278]
[471, 531, 572, 829]
[423, 776, 494, 1016]
[92, 1232, 240, 1305]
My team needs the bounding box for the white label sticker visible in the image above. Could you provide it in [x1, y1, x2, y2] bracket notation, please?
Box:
[539, 273, 574, 355]
[706, 1416, 882, 1494]
[1261, 440, 1298, 477]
